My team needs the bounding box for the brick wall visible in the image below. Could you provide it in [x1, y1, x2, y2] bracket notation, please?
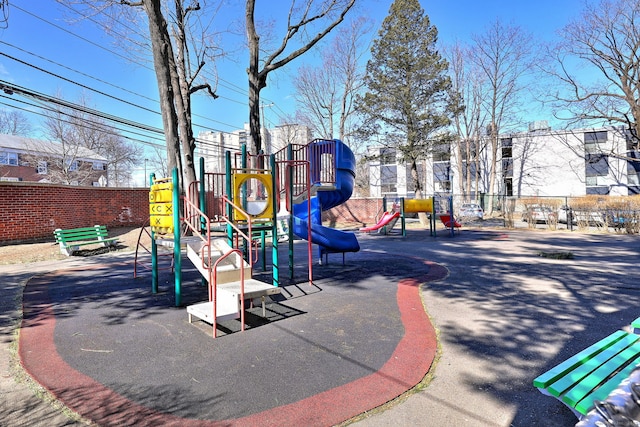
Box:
[0, 182, 385, 244]
[0, 182, 148, 244]
[323, 197, 385, 228]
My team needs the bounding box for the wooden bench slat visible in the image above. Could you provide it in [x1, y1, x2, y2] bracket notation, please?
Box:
[546, 333, 639, 398]
[533, 330, 628, 390]
[574, 357, 640, 415]
[562, 340, 640, 409]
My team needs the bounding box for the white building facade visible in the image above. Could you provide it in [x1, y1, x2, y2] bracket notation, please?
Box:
[368, 124, 638, 200]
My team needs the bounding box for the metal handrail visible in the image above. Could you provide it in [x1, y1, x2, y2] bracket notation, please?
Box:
[210, 248, 245, 338]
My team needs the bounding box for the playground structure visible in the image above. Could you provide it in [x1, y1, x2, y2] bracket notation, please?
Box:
[360, 197, 435, 236]
[359, 196, 461, 237]
[135, 139, 359, 338]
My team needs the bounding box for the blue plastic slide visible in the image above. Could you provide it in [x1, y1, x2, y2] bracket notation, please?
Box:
[292, 140, 360, 257]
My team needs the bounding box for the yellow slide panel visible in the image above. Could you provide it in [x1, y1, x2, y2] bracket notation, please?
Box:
[404, 198, 434, 213]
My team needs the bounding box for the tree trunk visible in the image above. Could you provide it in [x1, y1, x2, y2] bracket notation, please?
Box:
[171, 0, 196, 191]
[142, 0, 182, 180]
[246, 0, 263, 155]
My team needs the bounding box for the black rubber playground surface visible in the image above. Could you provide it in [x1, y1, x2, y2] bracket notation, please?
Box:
[18, 238, 445, 426]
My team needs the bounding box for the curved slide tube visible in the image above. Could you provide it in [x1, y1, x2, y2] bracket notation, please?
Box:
[292, 140, 360, 255]
[360, 211, 400, 233]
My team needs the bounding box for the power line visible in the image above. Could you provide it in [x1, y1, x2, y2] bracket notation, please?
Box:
[5, 3, 296, 144]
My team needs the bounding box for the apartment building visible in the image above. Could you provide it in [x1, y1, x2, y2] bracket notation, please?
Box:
[368, 123, 638, 200]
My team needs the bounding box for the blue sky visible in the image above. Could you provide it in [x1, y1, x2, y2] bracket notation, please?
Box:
[0, 0, 586, 162]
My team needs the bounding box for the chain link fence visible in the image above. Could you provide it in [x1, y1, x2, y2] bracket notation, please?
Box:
[435, 194, 640, 234]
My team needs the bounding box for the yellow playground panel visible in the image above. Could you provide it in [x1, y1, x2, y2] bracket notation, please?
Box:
[232, 173, 274, 221]
[403, 198, 434, 213]
[149, 180, 174, 234]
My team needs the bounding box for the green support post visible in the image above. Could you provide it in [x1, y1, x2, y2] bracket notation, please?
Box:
[401, 198, 406, 237]
[199, 157, 207, 287]
[225, 150, 233, 247]
[381, 197, 387, 236]
[172, 168, 182, 307]
[448, 196, 455, 237]
[431, 196, 436, 236]
[199, 157, 206, 234]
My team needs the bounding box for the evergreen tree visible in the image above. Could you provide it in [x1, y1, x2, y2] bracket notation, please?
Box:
[357, 0, 452, 199]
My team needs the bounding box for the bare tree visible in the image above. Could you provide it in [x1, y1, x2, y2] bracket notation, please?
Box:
[470, 19, 535, 212]
[62, 0, 221, 191]
[446, 41, 486, 199]
[293, 16, 371, 145]
[38, 92, 141, 185]
[245, 0, 356, 155]
[0, 110, 32, 136]
[548, 0, 640, 147]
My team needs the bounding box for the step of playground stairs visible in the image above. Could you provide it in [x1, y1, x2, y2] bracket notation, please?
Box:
[155, 235, 202, 249]
[217, 278, 281, 300]
[187, 288, 240, 324]
[185, 238, 251, 284]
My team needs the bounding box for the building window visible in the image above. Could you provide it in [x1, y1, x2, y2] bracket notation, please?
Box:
[380, 165, 397, 194]
[586, 153, 609, 176]
[504, 178, 513, 196]
[379, 148, 396, 165]
[37, 161, 48, 174]
[584, 131, 608, 154]
[462, 161, 479, 181]
[65, 159, 79, 172]
[92, 161, 105, 170]
[433, 162, 450, 181]
[432, 144, 450, 162]
[502, 158, 513, 178]
[500, 138, 513, 158]
[0, 151, 18, 166]
[584, 131, 608, 143]
[433, 161, 451, 193]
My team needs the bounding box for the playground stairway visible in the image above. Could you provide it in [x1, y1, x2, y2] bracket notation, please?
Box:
[185, 238, 280, 336]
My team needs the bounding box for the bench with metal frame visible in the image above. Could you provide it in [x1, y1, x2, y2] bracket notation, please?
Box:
[53, 225, 118, 256]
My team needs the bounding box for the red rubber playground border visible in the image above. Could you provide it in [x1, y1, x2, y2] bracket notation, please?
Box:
[19, 260, 446, 427]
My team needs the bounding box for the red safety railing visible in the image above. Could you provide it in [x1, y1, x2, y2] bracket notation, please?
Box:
[274, 139, 337, 203]
[182, 193, 260, 338]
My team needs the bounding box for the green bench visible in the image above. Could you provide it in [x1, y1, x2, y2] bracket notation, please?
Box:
[54, 225, 119, 256]
[533, 329, 640, 418]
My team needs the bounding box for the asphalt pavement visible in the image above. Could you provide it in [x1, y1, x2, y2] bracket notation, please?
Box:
[3, 226, 640, 426]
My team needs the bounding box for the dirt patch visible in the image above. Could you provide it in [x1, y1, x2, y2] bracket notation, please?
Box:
[0, 227, 150, 265]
